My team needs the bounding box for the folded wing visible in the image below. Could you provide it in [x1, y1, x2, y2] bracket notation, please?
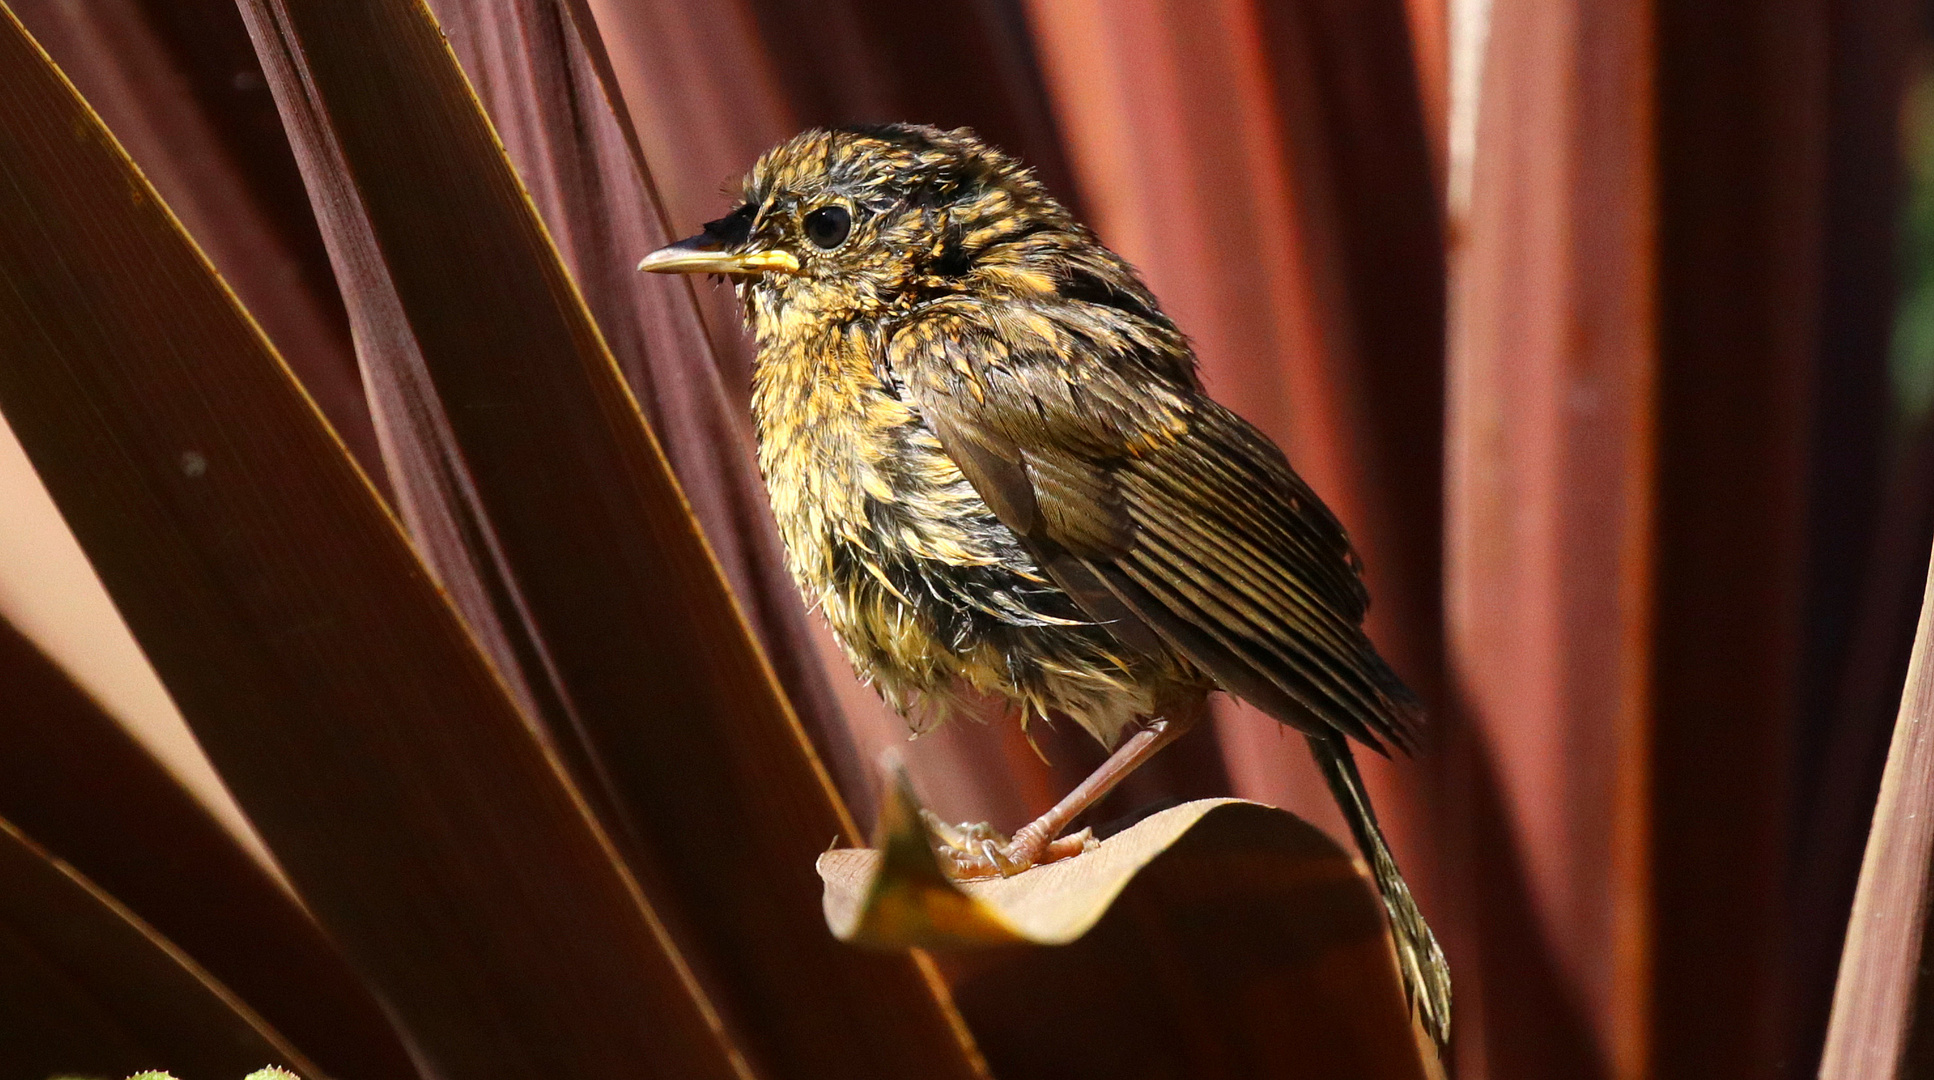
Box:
[886, 296, 1421, 754]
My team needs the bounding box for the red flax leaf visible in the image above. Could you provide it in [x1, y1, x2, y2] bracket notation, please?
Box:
[0, 9, 750, 1078]
[8, 0, 381, 485]
[1442, 0, 1657, 1074]
[425, 0, 865, 810]
[231, 0, 988, 1076]
[0, 815, 316, 1080]
[0, 614, 416, 1080]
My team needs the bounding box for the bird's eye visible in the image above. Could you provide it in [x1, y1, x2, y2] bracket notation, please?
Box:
[804, 205, 852, 250]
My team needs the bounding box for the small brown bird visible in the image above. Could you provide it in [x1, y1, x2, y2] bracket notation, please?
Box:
[641, 124, 1448, 1041]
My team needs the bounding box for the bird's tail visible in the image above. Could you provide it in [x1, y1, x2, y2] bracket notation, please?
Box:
[1308, 731, 1452, 1047]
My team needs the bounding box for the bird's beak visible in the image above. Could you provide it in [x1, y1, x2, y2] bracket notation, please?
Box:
[636, 233, 801, 276]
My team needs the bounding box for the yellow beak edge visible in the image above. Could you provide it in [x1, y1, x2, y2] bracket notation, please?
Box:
[636, 234, 801, 276]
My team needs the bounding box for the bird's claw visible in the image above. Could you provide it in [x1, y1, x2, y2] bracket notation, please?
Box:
[918, 810, 1005, 851]
[918, 810, 1097, 880]
[919, 811, 1016, 878]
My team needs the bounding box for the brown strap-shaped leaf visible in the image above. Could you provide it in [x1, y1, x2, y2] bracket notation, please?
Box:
[231, 0, 987, 1075]
[0, 9, 750, 1078]
[0, 615, 417, 1080]
[0, 815, 316, 1080]
[425, 0, 865, 808]
[821, 778, 1444, 1080]
[7, 0, 382, 485]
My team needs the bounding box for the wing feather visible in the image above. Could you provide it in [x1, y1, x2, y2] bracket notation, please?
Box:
[887, 297, 1421, 753]
[1121, 504, 1402, 746]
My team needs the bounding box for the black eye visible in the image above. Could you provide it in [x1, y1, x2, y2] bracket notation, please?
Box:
[804, 205, 852, 250]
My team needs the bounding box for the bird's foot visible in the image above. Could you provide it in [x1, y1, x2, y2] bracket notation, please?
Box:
[919, 810, 1097, 880]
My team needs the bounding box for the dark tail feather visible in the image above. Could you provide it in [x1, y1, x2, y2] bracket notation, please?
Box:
[1308, 731, 1451, 1046]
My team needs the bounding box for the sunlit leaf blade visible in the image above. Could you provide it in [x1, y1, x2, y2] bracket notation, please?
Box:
[429, 0, 865, 803]
[1821, 544, 1934, 1077]
[0, 816, 316, 1080]
[823, 780, 1444, 1080]
[0, 615, 416, 1080]
[7, 0, 383, 486]
[232, 0, 988, 1075]
[0, 10, 751, 1078]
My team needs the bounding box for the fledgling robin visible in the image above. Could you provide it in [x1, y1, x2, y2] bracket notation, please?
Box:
[640, 124, 1449, 1042]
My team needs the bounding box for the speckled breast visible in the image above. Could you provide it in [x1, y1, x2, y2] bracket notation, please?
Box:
[744, 317, 1159, 736]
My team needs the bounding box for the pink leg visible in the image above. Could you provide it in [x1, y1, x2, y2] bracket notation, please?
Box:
[934, 701, 1205, 880]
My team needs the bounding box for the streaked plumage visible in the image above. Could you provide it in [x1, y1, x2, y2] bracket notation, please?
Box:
[641, 123, 1449, 1043]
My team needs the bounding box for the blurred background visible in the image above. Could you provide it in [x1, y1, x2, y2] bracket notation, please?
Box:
[3, 0, 1930, 1076]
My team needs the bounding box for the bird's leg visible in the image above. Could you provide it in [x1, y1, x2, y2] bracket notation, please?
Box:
[932, 704, 1203, 880]
[1004, 713, 1195, 865]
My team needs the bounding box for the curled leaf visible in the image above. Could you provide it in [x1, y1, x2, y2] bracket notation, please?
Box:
[820, 770, 1445, 1079]
[823, 776, 1370, 948]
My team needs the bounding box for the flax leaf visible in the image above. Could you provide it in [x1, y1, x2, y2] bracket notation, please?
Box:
[0, 8, 751, 1077]
[233, 0, 988, 1073]
[0, 615, 415, 1080]
[0, 816, 315, 1080]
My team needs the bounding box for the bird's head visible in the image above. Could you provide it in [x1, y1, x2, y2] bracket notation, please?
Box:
[639, 125, 1125, 325]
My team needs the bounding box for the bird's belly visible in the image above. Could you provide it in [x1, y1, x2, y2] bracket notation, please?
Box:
[811, 519, 1167, 745]
[754, 387, 1172, 744]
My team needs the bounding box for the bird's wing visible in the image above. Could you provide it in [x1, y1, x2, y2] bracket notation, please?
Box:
[886, 297, 1421, 753]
